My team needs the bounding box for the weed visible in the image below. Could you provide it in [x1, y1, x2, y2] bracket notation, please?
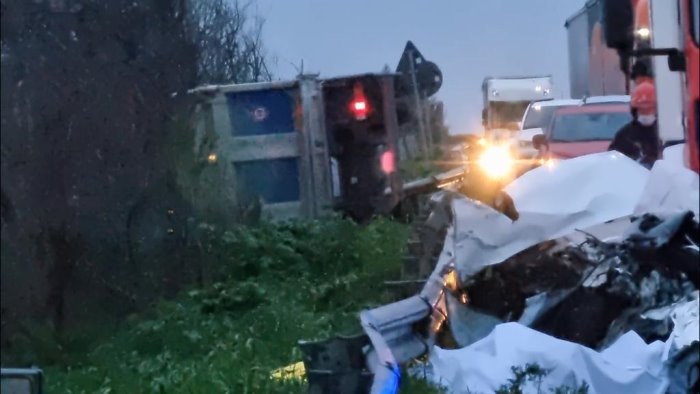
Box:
[495, 363, 590, 394]
[23, 217, 428, 393]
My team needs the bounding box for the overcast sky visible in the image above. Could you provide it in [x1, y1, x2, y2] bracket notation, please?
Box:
[255, 0, 584, 134]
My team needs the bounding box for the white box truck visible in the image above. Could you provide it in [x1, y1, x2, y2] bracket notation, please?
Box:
[481, 76, 553, 138]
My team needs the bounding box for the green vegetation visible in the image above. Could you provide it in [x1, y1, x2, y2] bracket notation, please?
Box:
[495, 363, 590, 394]
[10, 217, 440, 393]
[4, 217, 594, 394]
[399, 156, 441, 180]
[398, 145, 457, 181]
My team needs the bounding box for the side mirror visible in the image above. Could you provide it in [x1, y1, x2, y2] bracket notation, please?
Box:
[481, 108, 487, 126]
[667, 49, 686, 72]
[517, 121, 523, 130]
[532, 134, 548, 150]
[600, 0, 634, 52]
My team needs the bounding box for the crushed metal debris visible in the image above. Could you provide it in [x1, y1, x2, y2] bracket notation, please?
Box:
[299, 153, 699, 394]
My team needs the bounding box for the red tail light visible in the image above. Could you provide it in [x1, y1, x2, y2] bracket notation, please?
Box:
[350, 82, 369, 120]
[353, 100, 367, 112]
[380, 150, 396, 174]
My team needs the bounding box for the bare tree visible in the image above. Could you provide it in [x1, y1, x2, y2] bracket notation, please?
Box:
[188, 0, 272, 84]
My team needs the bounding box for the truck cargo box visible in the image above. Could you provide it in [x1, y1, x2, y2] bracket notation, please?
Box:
[565, 0, 627, 98]
[189, 77, 333, 222]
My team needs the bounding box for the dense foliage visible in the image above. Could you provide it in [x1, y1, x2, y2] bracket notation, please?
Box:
[7, 217, 430, 393]
[1, 0, 272, 342]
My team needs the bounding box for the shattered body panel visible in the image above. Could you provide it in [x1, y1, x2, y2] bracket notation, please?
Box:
[301, 152, 700, 393]
[423, 324, 670, 394]
[451, 152, 649, 280]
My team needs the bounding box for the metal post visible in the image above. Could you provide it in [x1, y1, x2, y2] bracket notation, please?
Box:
[407, 50, 429, 158]
[622, 54, 631, 94]
[423, 93, 434, 157]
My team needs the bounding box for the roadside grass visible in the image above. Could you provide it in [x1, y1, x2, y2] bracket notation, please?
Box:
[26, 217, 440, 393]
[399, 156, 441, 180]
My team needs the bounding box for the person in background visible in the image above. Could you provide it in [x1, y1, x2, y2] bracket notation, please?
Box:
[608, 81, 661, 168]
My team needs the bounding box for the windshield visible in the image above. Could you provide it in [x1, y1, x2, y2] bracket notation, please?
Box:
[487, 101, 530, 129]
[550, 112, 632, 142]
[523, 105, 563, 129]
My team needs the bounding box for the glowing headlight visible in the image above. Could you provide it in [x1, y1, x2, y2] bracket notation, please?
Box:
[636, 27, 651, 39]
[478, 145, 514, 179]
[538, 157, 557, 169]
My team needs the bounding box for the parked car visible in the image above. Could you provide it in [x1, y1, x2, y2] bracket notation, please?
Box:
[532, 103, 632, 160]
[515, 98, 581, 158]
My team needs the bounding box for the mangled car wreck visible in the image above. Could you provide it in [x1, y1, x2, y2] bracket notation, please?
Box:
[300, 151, 700, 394]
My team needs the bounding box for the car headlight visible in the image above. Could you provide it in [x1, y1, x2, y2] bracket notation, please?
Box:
[478, 144, 514, 179]
[538, 157, 557, 169]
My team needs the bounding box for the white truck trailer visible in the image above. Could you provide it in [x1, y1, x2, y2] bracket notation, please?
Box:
[481, 75, 553, 138]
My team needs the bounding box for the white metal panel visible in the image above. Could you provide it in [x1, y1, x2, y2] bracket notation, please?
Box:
[220, 133, 300, 162]
[425, 324, 669, 394]
[531, 99, 582, 107]
[189, 80, 298, 96]
[208, 83, 308, 220]
[486, 77, 553, 102]
[583, 95, 630, 103]
[299, 76, 333, 217]
[650, 0, 685, 142]
[451, 152, 650, 280]
[330, 158, 341, 198]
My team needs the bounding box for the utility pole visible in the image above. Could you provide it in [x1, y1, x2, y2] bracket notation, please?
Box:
[423, 95, 434, 156]
[407, 50, 429, 159]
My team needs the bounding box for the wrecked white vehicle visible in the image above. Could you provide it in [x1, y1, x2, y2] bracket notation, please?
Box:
[300, 152, 700, 394]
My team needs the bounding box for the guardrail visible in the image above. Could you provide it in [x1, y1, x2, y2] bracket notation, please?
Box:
[299, 191, 459, 394]
[1, 368, 43, 394]
[385, 167, 467, 199]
